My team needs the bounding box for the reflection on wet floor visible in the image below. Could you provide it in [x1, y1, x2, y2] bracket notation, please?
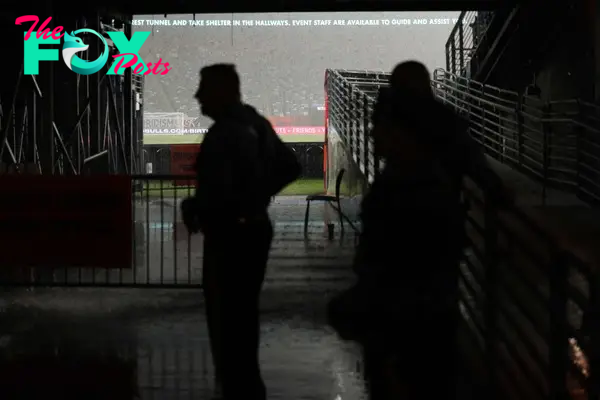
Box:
[0, 196, 358, 288]
[0, 197, 365, 399]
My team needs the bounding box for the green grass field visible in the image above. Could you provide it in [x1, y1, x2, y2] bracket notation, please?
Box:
[138, 178, 325, 198]
[143, 134, 324, 145]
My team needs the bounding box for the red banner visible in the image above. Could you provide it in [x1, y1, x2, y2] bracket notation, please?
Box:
[0, 176, 132, 268]
[324, 73, 329, 191]
[170, 144, 200, 186]
[273, 126, 325, 135]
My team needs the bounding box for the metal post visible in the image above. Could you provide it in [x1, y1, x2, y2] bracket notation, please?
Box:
[137, 76, 145, 171]
[363, 95, 370, 185]
[89, 13, 101, 166]
[451, 41, 457, 75]
[446, 42, 451, 72]
[324, 73, 329, 192]
[76, 16, 84, 172]
[124, 19, 134, 174]
[516, 93, 524, 166]
[28, 80, 37, 167]
[84, 17, 91, 161]
[107, 77, 127, 173]
[348, 86, 354, 156]
[0, 67, 23, 167]
[458, 21, 465, 73]
[466, 79, 472, 125]
[100, 75, 109, 169]
[53, 13, 81, 175]
[481, 86, 487, 153]
[40, 33, 55, 174]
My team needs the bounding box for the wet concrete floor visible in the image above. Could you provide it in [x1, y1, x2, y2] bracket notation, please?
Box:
[0, 197, 365, 399]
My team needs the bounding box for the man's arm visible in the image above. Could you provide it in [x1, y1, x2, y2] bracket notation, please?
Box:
[194, 124, 236, 213]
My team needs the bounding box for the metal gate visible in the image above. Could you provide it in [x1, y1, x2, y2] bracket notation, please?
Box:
[0, 175, 202, 288]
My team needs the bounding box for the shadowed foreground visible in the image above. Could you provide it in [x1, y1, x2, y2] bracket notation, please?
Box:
[0, 197, 364, 399]
[0, 196, 488, 399]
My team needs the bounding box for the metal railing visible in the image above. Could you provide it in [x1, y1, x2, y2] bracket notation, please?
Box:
[325, 68, 598, 399]
[142, 143, 325, 178]
[0, 175, 202, 288]
[433, 68, 600, 205]
[326, 69, 388, 183]
[0, 172, 353, 288]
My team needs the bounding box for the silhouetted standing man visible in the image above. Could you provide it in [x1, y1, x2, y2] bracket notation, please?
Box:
[328, 61, 485, 399]
[182, 64, 300, 400]
[389, 61, 511, 205]
[361, 84, 467, 399]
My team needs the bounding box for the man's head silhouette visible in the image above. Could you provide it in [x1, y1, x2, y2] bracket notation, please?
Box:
[390, 61, 432, 99]
[371, 61, 437, 160]
[195, 63, 241, 119]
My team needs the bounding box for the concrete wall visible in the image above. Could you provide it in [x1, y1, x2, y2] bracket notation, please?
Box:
[326, 125, 367, 224]
[480, 2, 595, 197]
[487, 2, 594, 102]
[533, 10, 595, 103]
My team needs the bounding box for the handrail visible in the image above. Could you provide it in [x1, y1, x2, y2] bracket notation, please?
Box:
[433, 68, 600, 206]
[325, 67, 598, 399]
[327, 67, 600, 205]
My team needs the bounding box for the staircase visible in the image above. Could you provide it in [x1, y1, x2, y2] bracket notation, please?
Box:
[324, 68, 599, 399]
[432, 68, 600, 206]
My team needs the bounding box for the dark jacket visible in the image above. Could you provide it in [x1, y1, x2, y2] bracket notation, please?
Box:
[193, 103, 273, 225]
[355, 161, 464, 292]
[374, 86, 508, 203]
[328, 160, 464, 342]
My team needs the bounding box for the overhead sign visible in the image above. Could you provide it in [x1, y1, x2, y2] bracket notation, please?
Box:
[0, 176, 132, 268]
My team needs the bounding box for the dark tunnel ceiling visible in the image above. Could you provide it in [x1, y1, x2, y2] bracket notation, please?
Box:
[12, 0, 512, 17]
